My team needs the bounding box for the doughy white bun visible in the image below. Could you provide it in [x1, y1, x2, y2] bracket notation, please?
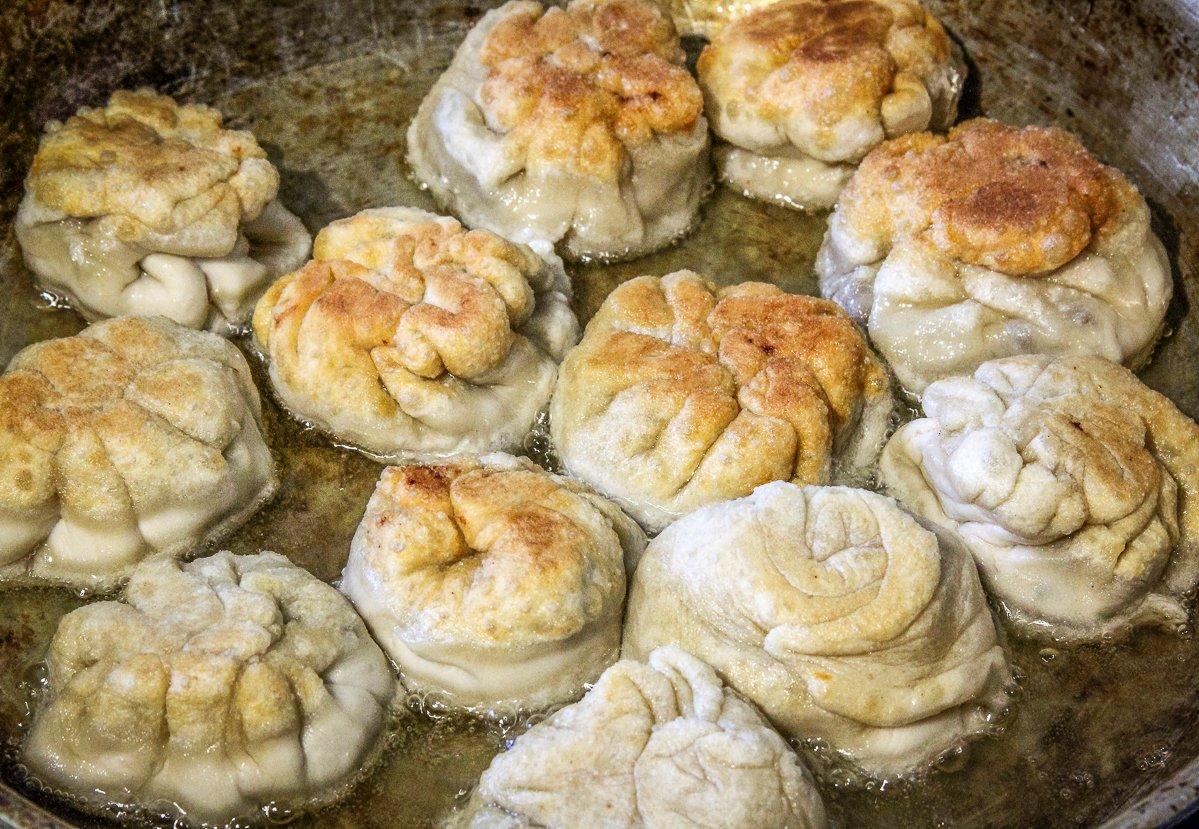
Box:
[881, 354, 1199, 642]
[24, 551, 396, 822]
[699, 0, 964, 210]
[816, 119, 1172, 394]
[341, 453, 644, 714]
[623, 482, 1011, 778]
[450, 646, 828, 828]
[407, 0, 710, 261]
[14, 89, 310, 332]
[253, 206, 579, 461]
[551, 270, 894, 533]
[0, 316, 277, 589]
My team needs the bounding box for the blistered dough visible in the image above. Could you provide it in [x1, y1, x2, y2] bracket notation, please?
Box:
[253, 206, 578, 460]
[816, 119, 1171, 393]
[623, 482, 1011, 778]
[699, 0, 964, 210]
[550, 270, 893, 532]
[882, 354, 1199, 642]
[24, 552, 396, 821]
[0, 316, 276, 588]
[407, 0, 710, 261]
[451, 646, 827, 828]
[15, 89, 311, 332]
[341, 453, 645, 713]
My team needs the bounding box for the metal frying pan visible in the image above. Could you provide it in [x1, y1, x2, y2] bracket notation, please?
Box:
[1, 1, 1198, 826]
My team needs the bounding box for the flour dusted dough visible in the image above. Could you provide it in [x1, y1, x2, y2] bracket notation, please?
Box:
[882, 354, 1199, 641]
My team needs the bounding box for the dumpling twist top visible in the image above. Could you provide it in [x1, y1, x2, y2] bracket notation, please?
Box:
[480, 0, 703, 181]
[882, 354, 1199, 641]
[452, 646, 828, 829]
[550, 270, 893, 532]
[24, 552, 396, 821]
[0, 316, 276, 588]
[253, 207, 578, 459]
[341, 453, 644, 713]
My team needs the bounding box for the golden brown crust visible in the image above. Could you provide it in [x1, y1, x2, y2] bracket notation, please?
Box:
[255, 212, 539, 384]
[698, 0, 955, 157]
[558, 271, 889, 494]
[355, 458, 626, 643]
[840, 118, 1141, 275]
[479, 0, 702, 179]
[25, 89, 278, 245]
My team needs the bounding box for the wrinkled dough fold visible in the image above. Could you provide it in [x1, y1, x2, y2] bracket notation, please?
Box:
[622, 482, 1011, 778]
[341, 453, 644, 713]
[0, 316, 277, 588]
[253, 206, 579, 460]
[452, 646, 828, 828]
[816, 119, 1171, 394]
[881, 354, 1199, 641]
[24, 551, 395, 821]
[15, 89, 310, 332]
[407, 0, 710, 261]
[550, 270, 893, 532]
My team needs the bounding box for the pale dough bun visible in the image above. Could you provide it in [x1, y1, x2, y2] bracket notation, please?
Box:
[0, 316, 277, 589]
[817, 119, 1172, 394]
[451, 646, 828, 829]
[623, 482, 1012, 778]
[252, 206, 579, 461]
[15, 89, 311, 332]
[24, 551, 396, 822]
[407, 0, 711, 262]
[882, 354, 1199, 642]
[550, 270, 893, 533]
[341, 453, 645, 714]
[699, 0, 964, 210]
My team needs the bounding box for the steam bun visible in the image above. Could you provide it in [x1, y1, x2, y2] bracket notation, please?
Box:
[817, 119, 1171, 393]
[550, 270, 893, 532]
[341, 453, 644, 714]
[452, 646, 828, 828]
[252, 207, 578, 460]
[699, 0, 964, 210]
[15, 89, 310, 332]
[623, 482, 1012, 778]
[24, 552, 395, 821]
[0, 316, 276, 588]
[882, 354, 1199, 642]
[407, 0, 710, 261]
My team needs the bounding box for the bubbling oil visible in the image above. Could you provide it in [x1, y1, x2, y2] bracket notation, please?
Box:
[1, 44, 1199, 829]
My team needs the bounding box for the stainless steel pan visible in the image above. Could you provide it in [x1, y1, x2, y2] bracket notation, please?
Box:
[1, 1, 1198, 826]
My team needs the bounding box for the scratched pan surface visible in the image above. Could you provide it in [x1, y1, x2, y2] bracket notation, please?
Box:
[2, 1, 1199, 827]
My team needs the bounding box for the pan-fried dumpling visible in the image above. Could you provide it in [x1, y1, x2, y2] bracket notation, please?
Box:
[24, 551, 396, 822]
[881, 354, 1199, 642]
[0, 316, 276, 589]
[407, 0, 710, 262]
[450, 646, 828, 829]
[550, 270, 893, 533]
[341, 453, 645, 714]
[698, 0, 964, 210]
[816, 119, 1172, 394]
[252, 207, 578, 460]
[623, 482, 1012, 778]
[15, 89, 311, 332]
